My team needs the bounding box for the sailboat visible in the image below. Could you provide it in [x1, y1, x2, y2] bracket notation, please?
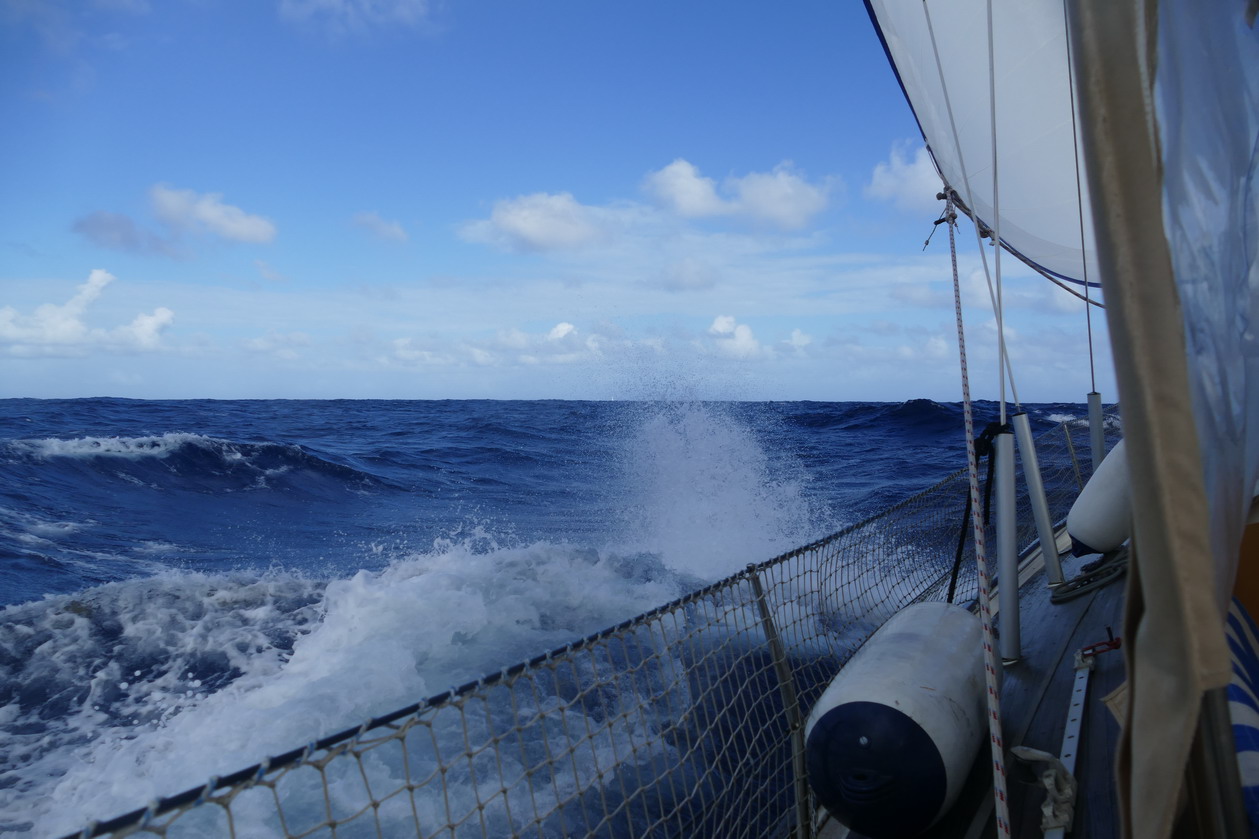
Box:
[60, 1, 1258, 838]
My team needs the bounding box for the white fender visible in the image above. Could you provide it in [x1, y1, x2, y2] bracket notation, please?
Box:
[1066, 437, 1129, 556]
[803, 602, 984, 838]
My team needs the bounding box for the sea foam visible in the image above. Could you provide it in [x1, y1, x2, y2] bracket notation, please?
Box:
[13, 433, 219, 459]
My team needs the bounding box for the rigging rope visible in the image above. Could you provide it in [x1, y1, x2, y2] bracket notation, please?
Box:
[947, 200, 1013, 839]
[1060, 0, 1099, 392]
[986, 0, 1008, 424]
[923, 3, 1021, 411]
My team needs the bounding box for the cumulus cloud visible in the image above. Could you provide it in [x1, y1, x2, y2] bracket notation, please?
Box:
[706, 315, 768, 359]
[279, 0, 430, 35]
[0, 269, 174, 356]
[352, 211, 409, 243]
[732, 164, 831, 229]
[460, 192, 601, 252]
[866, 142, 943, 215]
[548, 322, 576, 341]
[785, 329, 812, 353]
[643, 160, 727, 217]
[462, 159, 836, 257]
[150, 184, 276, 243]
[643, 159, 832, 230]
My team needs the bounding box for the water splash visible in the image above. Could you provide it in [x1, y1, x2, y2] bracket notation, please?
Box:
[618, 403, 816, 580]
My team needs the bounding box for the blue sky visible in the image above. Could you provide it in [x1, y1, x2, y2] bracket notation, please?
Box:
[1, 0, 1113, 401]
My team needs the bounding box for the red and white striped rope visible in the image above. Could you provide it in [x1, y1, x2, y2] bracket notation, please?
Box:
[947, 201, 1012, 838]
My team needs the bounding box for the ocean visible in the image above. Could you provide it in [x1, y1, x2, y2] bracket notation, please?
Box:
[0, 398, 1083, 836]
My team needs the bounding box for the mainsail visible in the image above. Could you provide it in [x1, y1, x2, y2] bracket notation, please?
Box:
[865, 0, 1098, 287]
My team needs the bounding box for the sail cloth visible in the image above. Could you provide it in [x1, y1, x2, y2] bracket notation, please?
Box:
[1157, 0, 1259, 617]
[866, 0, 1100, 287]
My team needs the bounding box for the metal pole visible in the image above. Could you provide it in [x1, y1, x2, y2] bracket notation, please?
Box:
[748, 566, 814, 839]
[995, 429, 1020, 662]
[1087, 391, 1106, 472]
[1012, 412, 1065, 586]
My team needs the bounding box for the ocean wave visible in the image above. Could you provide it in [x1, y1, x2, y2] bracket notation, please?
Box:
[13, 432, 219, 460]
[0, 539, 683, 836]
[5, 433, 391, 495]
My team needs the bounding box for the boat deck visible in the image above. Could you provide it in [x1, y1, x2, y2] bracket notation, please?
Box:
[820, 541, 1128, 839]
[1001, 552, 1126, 838]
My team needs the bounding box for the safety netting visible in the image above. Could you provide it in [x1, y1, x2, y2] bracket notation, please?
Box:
[67, 419, 1113, 839]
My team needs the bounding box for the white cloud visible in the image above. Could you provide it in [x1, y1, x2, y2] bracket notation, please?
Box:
[150, 184, 277, 243]
[352, 211, 408, 243]
[643, 160, 727, 217]
[462, 159, 835, 259]
[121, 307, 173, 348]
[785, 328, 812, 353]
[643, 159, 832, 230]
[866, 142, 942, 215]
[548, 322, 576, 341]
[279, 0, 430, 35]
[460, 192, 601, 252]
[74, 185, 274, 256]
[0, 269, 174, 356]
[729, 164, 831, 229]
[706, 315, 768, 359]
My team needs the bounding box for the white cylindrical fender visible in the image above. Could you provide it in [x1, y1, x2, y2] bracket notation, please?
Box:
[804, 602, 984, 839]
[1066, 437, 1130, 556]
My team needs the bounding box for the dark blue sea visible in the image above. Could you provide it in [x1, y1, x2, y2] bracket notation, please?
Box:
[0, 398, 1086, 835]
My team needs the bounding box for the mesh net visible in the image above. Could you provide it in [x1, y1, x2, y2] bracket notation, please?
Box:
[69, 420, 1112, 839]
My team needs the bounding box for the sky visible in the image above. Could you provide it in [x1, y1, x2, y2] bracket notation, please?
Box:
[0, 0, 1115, 402]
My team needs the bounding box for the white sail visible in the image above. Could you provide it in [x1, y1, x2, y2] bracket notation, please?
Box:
[867, 0, 1098, 286]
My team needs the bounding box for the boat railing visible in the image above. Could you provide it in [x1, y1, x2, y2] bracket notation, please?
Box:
[65, 418, 1116, 839]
